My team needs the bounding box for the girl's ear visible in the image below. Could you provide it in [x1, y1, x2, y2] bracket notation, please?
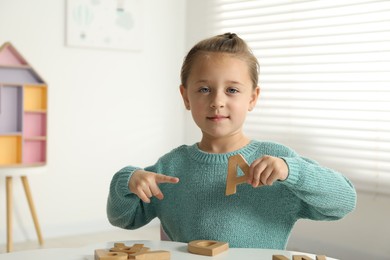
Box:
[249, 86, 260, 111]
[180, 85, 190, 110]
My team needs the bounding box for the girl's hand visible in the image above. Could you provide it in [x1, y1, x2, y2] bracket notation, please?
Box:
[129, 170, 179, 203]
[248, 156, 288, 187]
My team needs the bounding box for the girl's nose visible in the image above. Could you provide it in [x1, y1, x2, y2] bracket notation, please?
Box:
[210, 92, 225, 109]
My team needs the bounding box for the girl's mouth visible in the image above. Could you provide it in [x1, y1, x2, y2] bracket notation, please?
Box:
[207, 115, 229, 121]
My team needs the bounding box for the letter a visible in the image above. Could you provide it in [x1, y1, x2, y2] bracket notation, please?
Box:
[225, 154, 250, 196]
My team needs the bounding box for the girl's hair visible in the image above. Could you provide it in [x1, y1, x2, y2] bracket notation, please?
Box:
[180, 33, 259, 89]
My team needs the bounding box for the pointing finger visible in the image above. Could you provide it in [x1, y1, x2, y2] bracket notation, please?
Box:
[155, 174, 180, 184]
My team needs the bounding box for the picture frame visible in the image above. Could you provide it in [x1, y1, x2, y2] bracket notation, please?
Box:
[66, 0, 144, 51]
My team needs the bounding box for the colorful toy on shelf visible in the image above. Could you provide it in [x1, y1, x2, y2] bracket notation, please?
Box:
[0, 42, 47, 167]
[95, 242, 170, 260]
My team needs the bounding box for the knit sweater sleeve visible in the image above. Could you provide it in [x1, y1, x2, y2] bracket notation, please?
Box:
[280, 150, 357, 221]
[106, 166, 157, 229]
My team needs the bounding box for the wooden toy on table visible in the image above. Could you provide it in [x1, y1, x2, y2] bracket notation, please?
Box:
[128, 250, 171, 260]
[273, 255, 327, 260]
[95, 242, 170, 260]
[273, 256, 289, 260]
[293, 255, 327, 260]
[293, 256, 313, 260]
[111, 242, 150, 254]
[94, 249, 128, 260]
[187, 240, 229, 256]
[0, 42, 46, 252]
[226, 154, 259, 195]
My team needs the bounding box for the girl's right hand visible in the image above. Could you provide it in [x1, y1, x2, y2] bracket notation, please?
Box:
[129, 170, 180, 203]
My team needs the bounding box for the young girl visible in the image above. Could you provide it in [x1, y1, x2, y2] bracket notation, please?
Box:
[107, 33, 356, 249]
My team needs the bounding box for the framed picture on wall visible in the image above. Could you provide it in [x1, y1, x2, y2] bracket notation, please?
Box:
[66, 0, 144, 51]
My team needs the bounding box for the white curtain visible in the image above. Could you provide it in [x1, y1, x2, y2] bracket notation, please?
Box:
[210, 0, 390, 194]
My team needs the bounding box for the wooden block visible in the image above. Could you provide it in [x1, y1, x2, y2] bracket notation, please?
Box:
[95, 249, 128, 260]
[226, 154, 254, 195]
[131, 244, 147, 251]
[293, 255, 314, 260]
[316, 255, 327, 260]
[188, 240, 229, 256]
[128, 250, 170, 260]
[273, 255, 289, 260]
[110, 243, 149, 254]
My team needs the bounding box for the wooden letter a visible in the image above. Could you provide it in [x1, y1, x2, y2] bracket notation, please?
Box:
[225, 154, 250, 196]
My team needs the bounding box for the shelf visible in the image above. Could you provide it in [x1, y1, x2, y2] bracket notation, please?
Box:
[0, 42, 48, 167]
[25, 136, 47, 141]
[0, 132, 22, 136]
[24, 85, 47, 111]
[0, 162, 46, 168]
[24, 109, 47, 114]
[0, 85, 23, 133]
[0, 135, 22, 165]
[24, 112, 46, 138]
[0, 67, 43, 84]
[0, 64, 31, 69]
[23, 139, 46, 164]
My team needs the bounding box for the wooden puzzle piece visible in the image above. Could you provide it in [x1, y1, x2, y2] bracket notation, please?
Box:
[95, 249, 128, 260]
[226, 154, 257, 195]
[97, 243, 170, 260]
[188, 240, 229, 256]
[128, 250, 171, 260]
[110, 243, 149, 254]
[293, 255, 314, 260]
[273, 255, 326, 260]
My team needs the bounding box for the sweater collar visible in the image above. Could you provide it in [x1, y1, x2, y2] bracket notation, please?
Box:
[187, 140, 259, 164]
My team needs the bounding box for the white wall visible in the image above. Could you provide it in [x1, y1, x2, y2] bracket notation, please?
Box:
[0, 0, 186, 243]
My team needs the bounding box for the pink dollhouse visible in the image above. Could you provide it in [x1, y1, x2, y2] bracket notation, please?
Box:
[0, 42, 47, 167]
[0, 42, 45, 252]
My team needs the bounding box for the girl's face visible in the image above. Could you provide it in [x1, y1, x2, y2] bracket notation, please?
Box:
[180, 52, 259, 140]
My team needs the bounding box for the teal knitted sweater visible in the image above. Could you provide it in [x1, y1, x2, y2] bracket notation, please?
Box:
[107, 141, 356, 249]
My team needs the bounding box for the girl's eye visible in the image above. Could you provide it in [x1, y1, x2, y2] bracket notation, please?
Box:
[227, 88, 239, 94]
[199, 87, 210, 93]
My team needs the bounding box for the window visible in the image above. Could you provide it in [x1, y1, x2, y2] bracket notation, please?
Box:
[209, 0, 390, 194]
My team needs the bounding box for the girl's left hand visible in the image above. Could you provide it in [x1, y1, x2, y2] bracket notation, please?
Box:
[248, 156, 289, 187]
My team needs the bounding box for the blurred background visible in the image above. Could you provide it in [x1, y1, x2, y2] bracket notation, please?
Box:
[0, 1, 389, 259]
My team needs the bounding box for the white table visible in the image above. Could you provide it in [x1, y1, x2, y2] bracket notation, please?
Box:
[0, 240, 338, 260]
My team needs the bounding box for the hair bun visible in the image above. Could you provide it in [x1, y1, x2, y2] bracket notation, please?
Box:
[224, 32, 237, 39]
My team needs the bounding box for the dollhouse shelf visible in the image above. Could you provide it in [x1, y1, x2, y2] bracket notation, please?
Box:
[0, 42, 45, 252]
[0, 42, 47, 167]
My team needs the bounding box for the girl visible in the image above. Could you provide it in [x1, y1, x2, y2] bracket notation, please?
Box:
[107, 33, 356, 249]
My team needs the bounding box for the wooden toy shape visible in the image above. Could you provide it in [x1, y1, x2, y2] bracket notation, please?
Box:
[101, 243, 169, 260]
[273, 255, 289, 260]
[95, 249, 128, 260]
[226, 154, 259, 195]
[273, 255, 326, 260]
[127, 250, 170, 260]
[110, 243, 149, 254]
[188, 240, 229, 256]
[293, 255, 314, 260]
